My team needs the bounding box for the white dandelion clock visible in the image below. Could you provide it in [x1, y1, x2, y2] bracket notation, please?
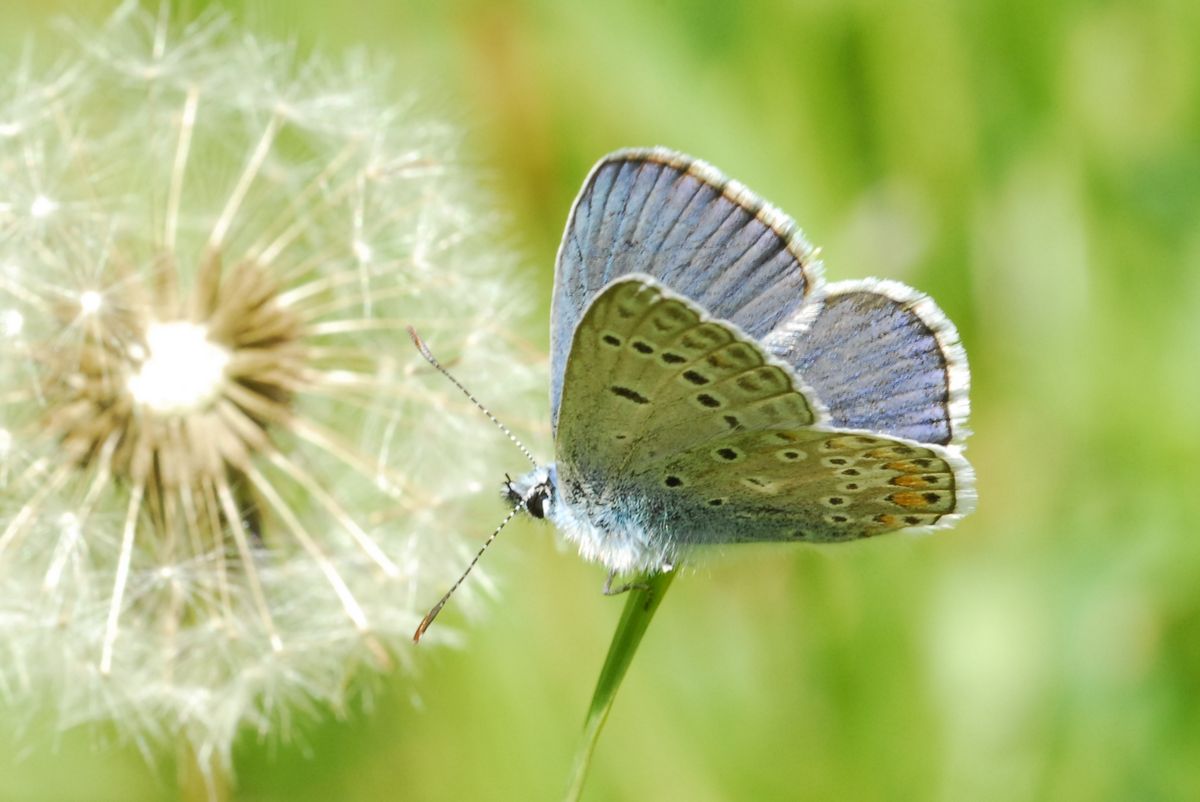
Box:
[0, 1, 533, 774]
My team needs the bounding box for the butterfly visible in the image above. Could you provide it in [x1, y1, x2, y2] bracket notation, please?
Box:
[412, 147, 973, 639]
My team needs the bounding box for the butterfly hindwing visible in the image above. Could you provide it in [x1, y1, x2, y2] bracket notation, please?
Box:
[551, 148, 823, 431]
[555, 276, 973, 550]
[637, 428, 973, 544]
[764, 279, 970, 446]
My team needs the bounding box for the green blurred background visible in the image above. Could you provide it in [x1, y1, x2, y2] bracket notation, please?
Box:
[2, 0, 1199, 800]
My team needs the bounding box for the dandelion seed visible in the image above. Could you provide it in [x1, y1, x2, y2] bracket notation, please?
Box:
[0, 1, 535, 778]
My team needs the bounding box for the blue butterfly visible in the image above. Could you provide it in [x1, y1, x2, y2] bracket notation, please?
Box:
[414, 148, 973, 638]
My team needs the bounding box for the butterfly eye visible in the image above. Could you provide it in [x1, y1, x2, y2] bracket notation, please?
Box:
[526, 489, 548, 519]
[527, 497, 543, 518]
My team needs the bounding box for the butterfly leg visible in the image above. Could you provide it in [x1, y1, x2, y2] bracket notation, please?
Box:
[602, 569, 650, 596]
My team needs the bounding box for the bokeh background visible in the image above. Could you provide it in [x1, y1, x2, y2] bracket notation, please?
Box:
[2, 0, 1198, 800]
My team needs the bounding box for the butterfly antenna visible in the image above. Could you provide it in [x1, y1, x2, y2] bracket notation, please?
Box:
[412, 497, 525, 643]
[407, 326, 538, 468]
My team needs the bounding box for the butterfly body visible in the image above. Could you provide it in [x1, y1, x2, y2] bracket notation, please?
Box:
[508, 464, 676, 574]
[526, 148, 973, 576]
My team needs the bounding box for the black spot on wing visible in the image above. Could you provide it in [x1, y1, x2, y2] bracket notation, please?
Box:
[610, 386, 650, 404]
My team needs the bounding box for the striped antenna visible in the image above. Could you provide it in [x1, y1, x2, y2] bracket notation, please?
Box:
[412, 497, 523, 643]
[407, 326, 537, 468]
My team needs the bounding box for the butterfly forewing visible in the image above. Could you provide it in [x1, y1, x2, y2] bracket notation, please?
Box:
[551, 148, 822, 431]
[556, 276, 971, 548]
[557, 277, 820, 480]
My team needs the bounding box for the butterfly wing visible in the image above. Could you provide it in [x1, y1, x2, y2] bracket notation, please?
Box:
[764, 278, 970, 446]
[550, 148, 824, 432]
[555, 276, 824, 482]
[555, 276, 973, 553]
[639, 427, 974, 544]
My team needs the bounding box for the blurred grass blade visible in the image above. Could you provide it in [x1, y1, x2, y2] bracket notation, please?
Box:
[564, 569, 676, 802]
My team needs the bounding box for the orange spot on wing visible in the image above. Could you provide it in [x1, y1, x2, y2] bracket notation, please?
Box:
[888, 491, 930, 509]
[891, 474, 933, 488]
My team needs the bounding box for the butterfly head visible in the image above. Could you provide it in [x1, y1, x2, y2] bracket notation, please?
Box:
[505, 466, 556, 520]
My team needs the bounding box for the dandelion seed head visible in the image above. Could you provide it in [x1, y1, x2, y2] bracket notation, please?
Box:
[0, 2, 536, 771]
[125, 321, 230, 414]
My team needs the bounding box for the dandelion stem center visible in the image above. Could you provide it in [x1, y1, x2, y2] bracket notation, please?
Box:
[127, 321, 231, 415]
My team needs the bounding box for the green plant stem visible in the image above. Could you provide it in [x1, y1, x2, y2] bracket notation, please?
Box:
[563, 569, 677, 802]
